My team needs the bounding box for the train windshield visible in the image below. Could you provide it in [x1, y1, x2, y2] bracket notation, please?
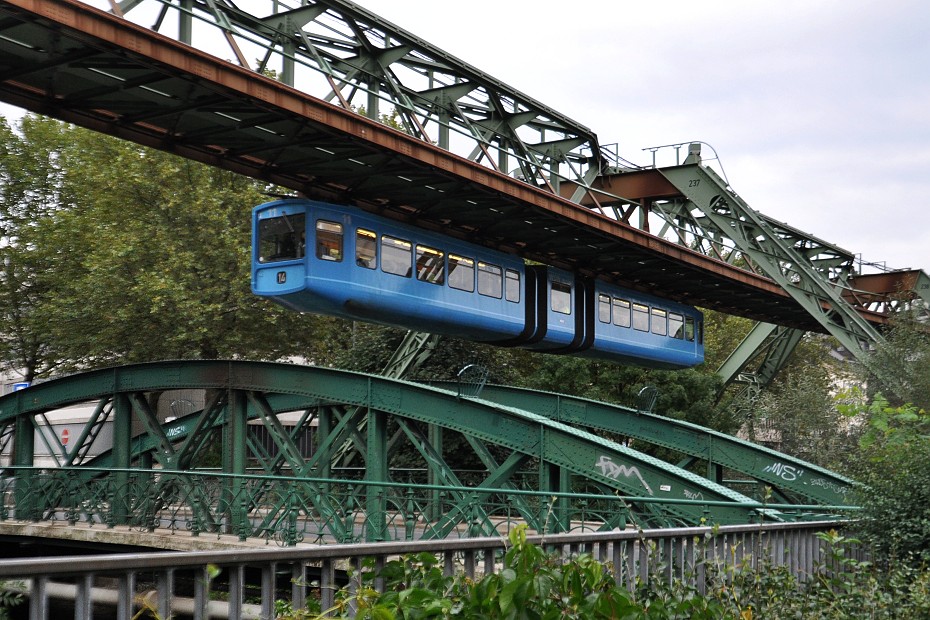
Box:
[258, 212, 306, 263]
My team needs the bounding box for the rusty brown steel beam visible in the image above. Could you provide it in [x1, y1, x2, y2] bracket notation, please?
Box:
[847, 270, 924, 297]
[0, 0, 788, 291]
[844, 270, 928, 317]
[559, 168, 683, 205]
[3, 0, 902, 333]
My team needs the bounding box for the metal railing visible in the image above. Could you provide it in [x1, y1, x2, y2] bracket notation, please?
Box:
[0, 520, 860, 619]
[0, 467, 857, 545]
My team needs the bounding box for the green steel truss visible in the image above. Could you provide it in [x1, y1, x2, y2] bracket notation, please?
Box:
[109, 0, 607, 194]
[715, 323, 805, 401]
[0, 361, 856, 544]
[653, 163, 896, 391]
[460, 384, 853, 507]
[658, 164, 879, 349]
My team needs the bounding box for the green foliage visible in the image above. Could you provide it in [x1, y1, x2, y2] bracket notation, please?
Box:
[750, 365, 858, 472]
[865, 311, 930, 409]
[276, 527, 930, 620]
[0, 583, 24, 620]
[701, 309, 755, 372]
[0, 114, 335, 372]
[841, 391, 930, 564]
[0, 115, 75, 381]
[729, 331, 865, 473]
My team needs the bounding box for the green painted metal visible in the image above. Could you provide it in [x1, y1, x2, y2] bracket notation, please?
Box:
[112, 393, 132, 526]
[12, 415, 35, 520]
[716, 322, 805, 397]
[0, 360, 791, 531]
[103, 0, 607, 193]
[460, 383, 854, 507]
[381, 331, 441, 380]
[658, 164, 890, 385]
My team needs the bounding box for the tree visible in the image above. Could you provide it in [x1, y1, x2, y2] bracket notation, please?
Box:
[0, 114, 338, 372]
[0, 115, 73, 381]
[843, 394, 930, 565]
[866, 311, 930, 409]
[730, 334, 859, 471]
[701, 308, 755, 372]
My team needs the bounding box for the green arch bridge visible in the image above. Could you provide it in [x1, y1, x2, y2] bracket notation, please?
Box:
[0, 361, 855, 544]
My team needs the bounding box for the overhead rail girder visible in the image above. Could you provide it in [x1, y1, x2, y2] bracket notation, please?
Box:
[0, 361, 780, 530]
[0, 0, 828, 329]
[845, 269, 930, 319]
[108, 0, 605, 192]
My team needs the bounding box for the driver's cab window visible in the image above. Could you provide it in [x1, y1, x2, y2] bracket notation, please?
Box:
[258, 212, 306, 263]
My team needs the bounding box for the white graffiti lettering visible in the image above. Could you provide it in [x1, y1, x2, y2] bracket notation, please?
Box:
[763, 462, 803, 482]
[810, 477, 850, 496]
[683, 489, 704, 501]
[595, 456, 653, 495]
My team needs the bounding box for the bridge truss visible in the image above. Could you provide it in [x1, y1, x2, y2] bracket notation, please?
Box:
[0, 361, 854, 543]
[0, 0, 924, 541]
[1, 0, 926, 400]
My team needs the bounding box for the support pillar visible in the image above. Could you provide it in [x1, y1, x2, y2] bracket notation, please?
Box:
[223, 389, 248, 538]
[427, 424, 443, 520]
[12, 414, 35, 520]
[365, 407, 388, 542]
[111, 393, 132, 525]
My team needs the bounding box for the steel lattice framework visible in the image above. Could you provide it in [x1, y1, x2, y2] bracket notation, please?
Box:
[107, 0, 609, 196]
[0, 361, 855, 543]
[1, 0, 925, 395]
[0, 0, 925, 533]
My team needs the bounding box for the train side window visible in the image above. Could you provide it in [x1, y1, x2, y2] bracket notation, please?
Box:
[381, 235, 412, 277]
[258, 212, 305, 263]
[505, 269, 521, 302]
[598, 294, 611, 323]
[355, 228, 377, 269]
[632, 303, 649, 331]
[613, 298, 631, 328]
[478, 262, 503, 298]
[448, 254, 475, 291]
[669, 312, 685, 339]
[315, 220, 343, 261]
[416, 245, 445, 285]
[651, 307, 668, 336]
[551, 281, 572, 314]
[685, 317, 695, 342]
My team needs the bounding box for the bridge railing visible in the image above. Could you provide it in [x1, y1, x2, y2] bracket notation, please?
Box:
[0, 520, 861, 619]
[0, 467, 857, 545]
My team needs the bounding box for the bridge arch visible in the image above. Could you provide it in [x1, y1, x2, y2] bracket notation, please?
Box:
[0, 361, 849, 543]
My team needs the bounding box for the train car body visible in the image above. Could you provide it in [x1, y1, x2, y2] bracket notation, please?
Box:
[586, 281, 704, 368]
[252, 199, 703, 369]
[253, 199, 532, 344]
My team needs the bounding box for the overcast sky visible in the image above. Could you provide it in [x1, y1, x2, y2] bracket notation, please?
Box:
[2, 1, 926, 274]
[361, 0, 929, 275]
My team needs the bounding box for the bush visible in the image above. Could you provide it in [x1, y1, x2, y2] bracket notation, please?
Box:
[275, 526, 930, 619]
[841, 392, 930, 564]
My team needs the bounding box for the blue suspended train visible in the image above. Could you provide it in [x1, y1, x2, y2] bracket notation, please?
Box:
[251, 199, 704, 369]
